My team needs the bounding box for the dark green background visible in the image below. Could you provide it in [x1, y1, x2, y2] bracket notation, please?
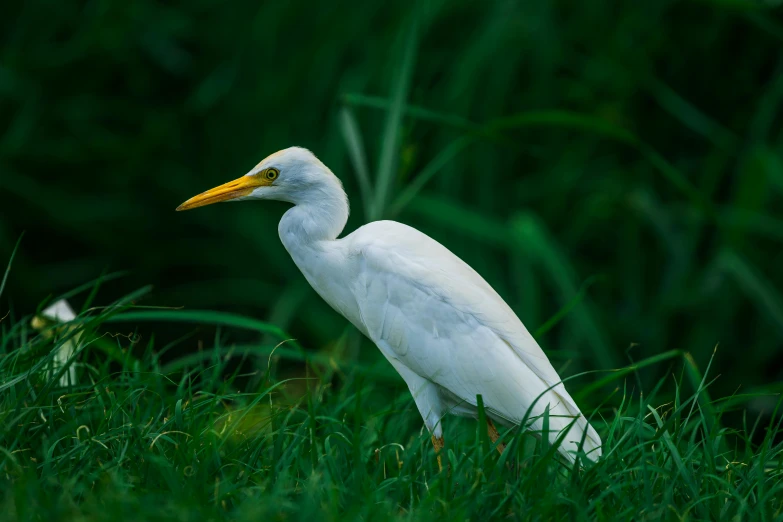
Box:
[2, 1, 782, 401]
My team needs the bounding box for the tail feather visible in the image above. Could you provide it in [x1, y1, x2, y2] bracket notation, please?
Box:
[528, 390, 602, 463]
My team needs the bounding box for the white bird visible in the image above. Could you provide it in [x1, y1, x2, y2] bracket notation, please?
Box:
[177, 147, 602, 464]
[32, 299, 79, 387]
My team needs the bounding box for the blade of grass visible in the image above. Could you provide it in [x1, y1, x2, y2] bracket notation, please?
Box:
[574, 350, 683, 401]
[338, 107, 373, 219]
[511, 213, 615, 368]
[371, 13, 419, 220]
[106, 309, 304, 351]
[683, 349, 728, 455]
[647, 405, 708, 519]
[160, 343, 399, 381]
[718, 249, 783, 337]
[388, 135, 477, 216]
[51, 271, 129, 310]
[534, 275, 604, 339]
[341, 93, 479, 134]
[488, 110, 715, 219]
[0, 233, 23, 302]
[476, 394, 489, 457]
[405, 194, 509, 246]
[646, 77, 738, 148]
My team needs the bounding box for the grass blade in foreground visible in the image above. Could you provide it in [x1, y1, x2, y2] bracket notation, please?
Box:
[107, 309, 304, 351]
[2, 300, 782, 521]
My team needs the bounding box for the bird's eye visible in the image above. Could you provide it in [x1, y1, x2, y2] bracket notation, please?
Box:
[265, 168, 279, 181]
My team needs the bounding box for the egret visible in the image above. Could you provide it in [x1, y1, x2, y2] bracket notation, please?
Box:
[177, 147, 602, 464]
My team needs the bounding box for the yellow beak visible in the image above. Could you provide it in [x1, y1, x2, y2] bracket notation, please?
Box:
[176, 174, 269, 211]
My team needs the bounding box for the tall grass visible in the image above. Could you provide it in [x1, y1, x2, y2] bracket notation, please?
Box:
[1, 286, 782, 520]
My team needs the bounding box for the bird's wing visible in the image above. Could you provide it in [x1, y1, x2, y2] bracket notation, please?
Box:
[349, 221, 571, 401]
[346, 220, 601, 456]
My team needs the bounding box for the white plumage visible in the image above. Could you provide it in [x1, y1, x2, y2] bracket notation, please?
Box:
[177, 146, 602, 462]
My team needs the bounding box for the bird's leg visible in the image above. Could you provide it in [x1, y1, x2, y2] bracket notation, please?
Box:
[487, 418, 506, 454]
[431, 435, 445, 472]
[487, 419, 516, 473]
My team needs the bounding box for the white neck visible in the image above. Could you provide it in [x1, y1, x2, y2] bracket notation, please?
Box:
[277, 180, 351, 317]
[278, 182, 350, 251]
[276, 179, 361, 326]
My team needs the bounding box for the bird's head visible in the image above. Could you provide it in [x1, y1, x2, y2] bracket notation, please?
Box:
[176, 147, 342, 211]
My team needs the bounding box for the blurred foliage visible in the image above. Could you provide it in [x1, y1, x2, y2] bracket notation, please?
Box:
[2, 0, 783, 404]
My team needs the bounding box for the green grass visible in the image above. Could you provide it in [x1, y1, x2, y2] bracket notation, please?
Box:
[2, 289, 782, 521]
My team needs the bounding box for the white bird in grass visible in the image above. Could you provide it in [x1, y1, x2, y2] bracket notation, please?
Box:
[177, 147, 602, 465]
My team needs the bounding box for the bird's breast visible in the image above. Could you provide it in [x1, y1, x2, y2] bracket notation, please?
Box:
[286, 243, 367, 335]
